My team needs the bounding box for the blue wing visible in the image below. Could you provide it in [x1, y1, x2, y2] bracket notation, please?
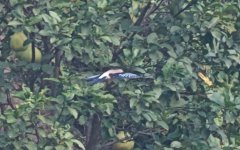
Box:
[113, 73, 143, 79]
[86, 72, 148, 85]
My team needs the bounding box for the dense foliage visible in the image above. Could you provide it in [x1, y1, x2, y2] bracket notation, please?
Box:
[0, 0, 240, 149]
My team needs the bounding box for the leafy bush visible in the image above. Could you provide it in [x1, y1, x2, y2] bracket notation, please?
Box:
[0, 0, 240, 149]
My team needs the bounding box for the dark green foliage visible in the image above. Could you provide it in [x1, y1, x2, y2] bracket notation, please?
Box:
[0, 0, 240, 149]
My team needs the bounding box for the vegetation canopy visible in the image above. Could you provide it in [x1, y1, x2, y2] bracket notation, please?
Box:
[0, 0, 240, 149]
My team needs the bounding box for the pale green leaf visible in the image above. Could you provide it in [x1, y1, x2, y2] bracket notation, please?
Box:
[49, 11, 61, 22]
[157, 121, 169, 130]
[207, 92, 225, 106]
[67, 107, 78, 119]
[147, 33, 158, 44]
[207, 17, 219, 29]
[8, 20, 22, 26]
[170, 141, 182, 148]
[72, 139, 85, 150]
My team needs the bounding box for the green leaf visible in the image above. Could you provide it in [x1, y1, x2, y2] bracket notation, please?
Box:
[211, 29, 221, 41]
[165, 84, 177, 91]
[131, 113, 141, 122]
[105, 103, 114, 115]
[157, 121, 169, 130]
[207, 17, 220, 29]
[101, 36, 112, 43]
[28, 15, 43, 25]
[123, 48, 131, 57]
[147, 33, 158, 44]
[159, 43, 177, 58]
[65, 140, 73, 149]
[8, 20, 22, 26]
[0, 91, 7, 102]
[191, 80, 197, 92]
[63, 132, 74, 139]
[25, 142, 37, 150]
[67, 107, 78, 119]
[170, 98, 187, 108]
[44, 146, 54, 150]
[9, 0, 18, 6]
[207, 134, 221, 148]
[111, 36, 120, 46]
[37, 115, 52, 125]
[42, 14, 53, 24]
[207, 92, 225, 106]
[78, 115, 86, 125]
[49, 11, 61, 22]
[55, 145, 65, 150]
[39, 30, 54, 36]
[97, 0, 107, 9]
[6, 115, 17, 124]
[170, 26, 181, 33]
[148, 112, 158, 121]
[108, 128, 114, 136]
[223, 59, 232, 68]
[143, 113, 152, 121]
[170, 141, 182, 148]
[225, 111, 235, 124]
[130, 98, 138, 108]
[71, 139, 85, 150]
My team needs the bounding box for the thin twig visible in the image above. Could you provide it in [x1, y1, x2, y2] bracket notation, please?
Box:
[51, 48, 64, 96]
[112, 2, 152, 60]
[30, 32, 36, 63]
[5, 89, 16, 110]
[145, 0, 164, 18]
[174, 0, 198, 18]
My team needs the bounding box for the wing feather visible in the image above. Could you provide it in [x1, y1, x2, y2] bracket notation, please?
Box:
[114, 73, 142, 79]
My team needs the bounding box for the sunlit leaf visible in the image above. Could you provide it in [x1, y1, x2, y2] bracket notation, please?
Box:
[67, 107, 78, 119]
[207, 92, 225, 106]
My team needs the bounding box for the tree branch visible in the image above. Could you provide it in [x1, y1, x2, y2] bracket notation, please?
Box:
[5, 89, 16, 110]
[112, 2, 152, 61]
[99, 127, 165, 150]
[145, 0, 164, 18]
[85, 113, 102, 150]
[51, 48, 64, 96]
[174, 0, 198, 18]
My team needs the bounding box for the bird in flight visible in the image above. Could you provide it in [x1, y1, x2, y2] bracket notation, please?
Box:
[86, 69, 150, 85]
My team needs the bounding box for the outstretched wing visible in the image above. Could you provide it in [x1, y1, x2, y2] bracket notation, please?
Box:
[113, 73, 143, 79]
[86, 74, 108, 84]
[86, 71, 150, 85]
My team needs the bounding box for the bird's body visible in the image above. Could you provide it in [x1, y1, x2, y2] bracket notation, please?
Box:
[86, 69, 148, 85]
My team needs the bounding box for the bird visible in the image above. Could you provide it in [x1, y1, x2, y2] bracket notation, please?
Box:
[86, 69, 149, 85]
